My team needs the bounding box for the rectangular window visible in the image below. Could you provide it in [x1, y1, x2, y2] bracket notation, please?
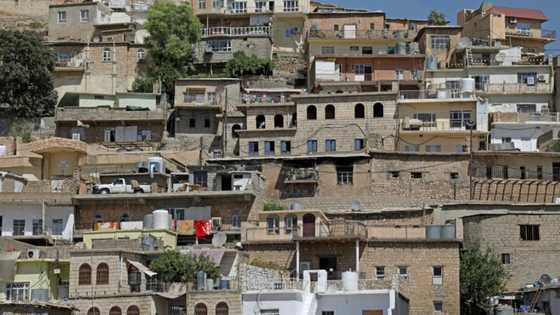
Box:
[249, 142, 259, 156]
[281, 141, 291, 154]
[362, 46, 373, 55]
[207, 39, 232, 52]
[537, 166, 543, 179]
[57, 11, 67, 23]
[336, 165, 353, 185]
[375, 266, 385, 280]
[432, 266, 443, 285]
[502, 166, 509, 179]
[502, 137, 512, 143]
[450, 172, 459, 180]
[189, 119, 196, 128]
[198, 0, 206, 9]
[193, 171, 208, 188]
[283, 0, 298, 12]
[390, 171, 400, 178]
[265, 141, 275, 156]
[518, 72, 537, 86]
[517, 104, 537, 113]
[212, 0, 224, 8]
[137, 49, 145, 61]
[204, 119, 211, 128]
[307, 140, 317, 154]
[80, 9, 89, 22]
[6, 282, 30, 302]
[404, 144, 419, 152]
[520, 166, 526, 179]
[325, 139, 336, 152]
[231, 0, 247, 13]
[321, 312, 334, 315]
[434, 301, 443, 313]
[184, 88, 206, 103]
[398, 266, 408, 279]
[413, 112, 436, 127]
[425, 144, 441, 153]
[13, 219, 25, 236]
[449, 111, 472, 129]
[32, 219, 43, 236]
[474, 75, 490, 90]
[321, 46, 335, 55]
[102, 48, 112, 62]
[350, 46, 359, 52]
[554, 163, 560, 181]
[431, 35, 450, 50]
[501, 253, 511, 264]
[486, 167, 493, 179]
[520, 224, 540, 241]
[354, 138, 365, 151]
[411, 172, 423, 179]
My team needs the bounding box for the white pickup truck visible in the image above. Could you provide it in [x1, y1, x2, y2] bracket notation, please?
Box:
[93, 178, 151, 194]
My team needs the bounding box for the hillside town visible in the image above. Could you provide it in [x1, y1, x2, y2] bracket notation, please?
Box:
[1, 0, 560, 314]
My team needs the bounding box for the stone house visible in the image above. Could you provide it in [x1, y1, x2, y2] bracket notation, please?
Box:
[463, 212, 560, 291]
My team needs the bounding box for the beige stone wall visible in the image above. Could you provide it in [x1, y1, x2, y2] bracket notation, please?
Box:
[186, 290, 241, 315]
[71, 295, 155, 315]
[307, 13, 385, 33]
[463, 213, 560, 291]
[48, 3, 109, 42]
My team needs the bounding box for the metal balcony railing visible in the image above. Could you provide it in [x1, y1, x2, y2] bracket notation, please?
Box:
[477, 83, 552, 94]
[308, 29, 415, 41]
[55, 107, 166, 122]
[398, 89, 471, 100]
[202, 26, 271, 38]
[400, 118, 473, 132]
[507, 29, 556, 40]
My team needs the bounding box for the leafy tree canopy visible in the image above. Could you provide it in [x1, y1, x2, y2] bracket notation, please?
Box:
[428, 10, 448, 25]
[460, 247, 509, 315]
[143, 0, 201, 96]
[0, 30, 57, 118]
[150, 250, 220, 283]
[225, 51, 273, 78]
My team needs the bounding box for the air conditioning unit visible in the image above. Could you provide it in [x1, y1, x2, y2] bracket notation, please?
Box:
[403, 118, 422, 130]
[27, 249, 41, 259]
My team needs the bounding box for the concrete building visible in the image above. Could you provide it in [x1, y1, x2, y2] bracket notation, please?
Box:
[489, 112, 560, 152]
[458, 3, 555, 55]
[306, 11, 425, 93]
[54, 92, 166, 148]
[463, 212, 560, 291]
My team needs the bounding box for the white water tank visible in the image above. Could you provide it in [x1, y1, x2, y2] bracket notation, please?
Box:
[152, 209, 170, 229]
[342, 271, 358, 291]
[461, 78, 475, 93]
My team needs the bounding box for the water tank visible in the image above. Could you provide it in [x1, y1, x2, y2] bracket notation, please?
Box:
[196, 271, 207, 290]
[461, 78, 475, 93]
[426, 225, 442, 239]
[441, 225, 456, 240]
[143, 214, 153, 229]
[342, 271, 358, 291]
[152, 210, 170, 229]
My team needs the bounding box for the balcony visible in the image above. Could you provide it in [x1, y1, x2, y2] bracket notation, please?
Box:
[308, 29, 415, 41]
[316, 71, 423, 83]
[283, 168, 319, 184]
[506, 28, 556, 40]
[55, 107, 166, 122]
[242, 220, 367, 243]
[477, 83, 552, 94]
[54, 59, 85, 72]
[491, 112, 560, 124]
[398, 89, 473, 100]
[400, 118, 476, 133]
[202, 26, 271, 38]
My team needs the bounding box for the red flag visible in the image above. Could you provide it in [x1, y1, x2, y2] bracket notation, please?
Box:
[194, 220, 212, 237]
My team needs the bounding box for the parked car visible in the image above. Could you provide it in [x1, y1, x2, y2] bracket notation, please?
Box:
[93, 178, 151, 194]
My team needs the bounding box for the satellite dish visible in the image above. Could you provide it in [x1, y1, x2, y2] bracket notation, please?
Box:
[457, 37, 473, 49]
[539, 274, 552, 285]
[351, 200, 362, 212]
[495, 52, 507, 63]
[212, 232, 227, 247]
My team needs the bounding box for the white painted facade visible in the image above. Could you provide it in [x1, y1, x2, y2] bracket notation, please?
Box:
[490, 123, 560, 152]
[0, 203, 74, 241]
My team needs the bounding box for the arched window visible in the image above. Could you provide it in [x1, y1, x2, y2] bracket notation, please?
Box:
[215, 302, 229, 315]
[87, 307, 100, 315]
[354, 103, 365, 119]
[126, 306, 139, 315]
[274, 114, 284, 128]
[120, 213, 129, 222]
[79, 264, 92, 285]
[96, 263, 109, 285]
[373, 102, 384, 118]
[306, 105, 317, 120]
[256, 115, 266, 129]
[109, 306, 122, 315]
[194, 303, 207, 315]
[231, 124, 241, 138]
[325, 105, 335, 119]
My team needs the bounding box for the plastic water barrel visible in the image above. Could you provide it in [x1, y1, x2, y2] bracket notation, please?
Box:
[152, 210, 170, 229]
[341, 271, 358, 291]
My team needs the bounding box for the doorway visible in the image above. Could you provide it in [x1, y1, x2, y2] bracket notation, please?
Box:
[302, 213, 316, 237]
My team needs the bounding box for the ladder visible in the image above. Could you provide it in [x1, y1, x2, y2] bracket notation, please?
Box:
[529, 287, 543, 311]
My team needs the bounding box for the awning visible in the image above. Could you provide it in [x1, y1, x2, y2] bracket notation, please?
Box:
[127, 260, 157, 277]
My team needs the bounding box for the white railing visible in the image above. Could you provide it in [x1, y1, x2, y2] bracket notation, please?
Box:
[202, 26, 271, 37]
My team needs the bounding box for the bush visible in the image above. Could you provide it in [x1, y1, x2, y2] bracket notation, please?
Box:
[263, 201, 285, 211]
[150, 250, 221, 283]
[225, 51, 273, 78]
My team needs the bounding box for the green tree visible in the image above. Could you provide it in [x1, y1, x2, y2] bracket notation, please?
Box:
[144, 0, 201, 96]
[150, 250, 220, 283]
[0, 30, 57, 118]
[224, 51, 273, 78]
[460, 247, 509, 315]
[427, 10, 448, 25]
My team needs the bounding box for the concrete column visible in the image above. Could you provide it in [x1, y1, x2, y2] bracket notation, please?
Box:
[296, 240, 300, 280]
[355, 239, 360, 273]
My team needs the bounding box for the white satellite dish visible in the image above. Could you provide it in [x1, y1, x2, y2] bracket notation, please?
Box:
[495, 52, 507, 63]
[212, 232, 227, 247]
